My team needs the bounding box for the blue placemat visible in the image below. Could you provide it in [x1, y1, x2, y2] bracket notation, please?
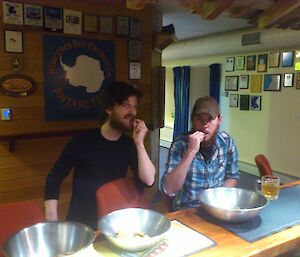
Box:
[197, 185, 300, 242]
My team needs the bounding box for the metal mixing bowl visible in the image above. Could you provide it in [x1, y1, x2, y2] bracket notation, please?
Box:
[199, 187, 268, 223]
[98, 208, 171, 252]
[3, 221, 94, 257]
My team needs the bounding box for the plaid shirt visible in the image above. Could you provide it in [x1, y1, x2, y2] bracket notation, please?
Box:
[161, 130, 239, 210]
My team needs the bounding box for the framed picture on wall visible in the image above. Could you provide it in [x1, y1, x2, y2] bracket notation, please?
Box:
[235, 56, 245, 70]
[44, 6, 63, 32]
[239, 75, 249, 89]
[3, 1, 23, 25]
[225, 76, 238, 91]
[229, 94, 239, 107]
[250, 74, 262, 93]
[282, 51, 294, 67]
[250, 95, 262, 111]
[116, 16, 129, 36]
[225, 57, 234, 72]
[263, 74, 281, 91]
[269, 52, 280, 68]
[283, 73, 294, 87]
[99, 16, 113, 34]
[4, 30, 23, 53]
[296, 73, 300, 89]
[129, 18, 141, 38]
[246, 55, 256, 70]
[240, 95, 250, 110]
[129, 62, 141, 80]
[128, 40, 142, 61]
[64, 9, 82, 35]
[24, 4, 43, 27]
[257, 54, 268, 72]
[83, 14, 98, 32]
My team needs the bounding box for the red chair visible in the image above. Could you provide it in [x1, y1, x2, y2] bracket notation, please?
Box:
[255, 154, 273, 176]
[96, 177, 149, 218]
[0, 200, 44, 254]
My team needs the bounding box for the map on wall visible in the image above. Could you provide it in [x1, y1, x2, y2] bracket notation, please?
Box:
[43, 35, 115, 120]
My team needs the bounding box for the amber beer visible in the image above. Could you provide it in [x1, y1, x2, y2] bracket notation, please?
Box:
[261, 175, 280, 200]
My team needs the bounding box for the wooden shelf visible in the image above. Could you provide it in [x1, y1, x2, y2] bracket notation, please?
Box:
[153, 32, 177, 52]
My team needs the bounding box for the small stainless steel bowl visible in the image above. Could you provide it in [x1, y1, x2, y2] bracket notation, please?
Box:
[98, 208, 170, 252]
[199, 187, 268, 223]
[3, 221, 94, 257]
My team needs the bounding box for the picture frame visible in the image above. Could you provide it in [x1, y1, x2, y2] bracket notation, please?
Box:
[296, 73, 300, 89]
[116, 16, 129, 36]
[250, 74, 262, 93]
[83, 14, 98, 33]
[44, 6, 63, 32]
[250, 95, 262, 111]
[0, 74, 36, 97]
[269, 52, 280, 68]
[130, 18, 141, 38]
[282, 51, 294, 67]
[229, 94, 239, 107]
[225, 57, 234, 72]
[99, 16, 113, 34]
[263, 74, 281, 91]
[128, 40, 142, 61]
[240, 95, 250, 111]
[4, 30, 23, 53]
[64, 9, 82, 35]
[24, 4, 43, 27]
[239, 75, 249, 89]
[235, 56, 245, 70]
[3, 1, 23, 25]
[129, 62, 141, 80]
[225, 76, 238, 91]
[257, 54, 268, 72]
[283, 73, 294, 87]
[246, 55, 256, 71]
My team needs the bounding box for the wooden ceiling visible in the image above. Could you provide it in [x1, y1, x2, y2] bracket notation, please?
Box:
[127, 0, 300, 30]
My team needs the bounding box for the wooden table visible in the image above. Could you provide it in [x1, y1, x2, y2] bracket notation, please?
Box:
[166, 180, 300, 257]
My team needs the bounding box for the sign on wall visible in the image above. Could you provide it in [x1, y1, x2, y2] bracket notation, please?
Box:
[43, 35, 115, 121]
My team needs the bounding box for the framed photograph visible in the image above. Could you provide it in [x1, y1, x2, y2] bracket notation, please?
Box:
[129, 62, 141, 80]
[296, 73, 300, 89]
[99, 16, 113, 34]
[269, 52, 280, 68]
[4, 30, 23, 53]
[44, 7, 63, 32]
[295, 50, 300, 70]
[250, 74, 262, 93]
[257, 54, 268, 72]
[83, 14, 97, 33]
[239, 75, 249, 89]
[283, 73, 294, 87]
[250, 95, 262, 111]
[225, 57, 234, 72]
[240, 95, 250, 111]
[24, 4, 43, 27]
[263, 74, 281, 91]
[246, 55, 256, 71]
[116, 16, 129, 36]
[235, 56, 245, 70]
[64, 9, 82, 35]
[282, 51, 294, 67]
[3, 1, 23, 25]
[225, 76, 238, 91]
[229, 94, 239, 107]
[130, 18, 141, 38]
[128, 40, 142, 61]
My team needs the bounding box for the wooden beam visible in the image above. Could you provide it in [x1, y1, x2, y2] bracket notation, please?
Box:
[204, 0, 235, 20]
[258, 0, 300, 29]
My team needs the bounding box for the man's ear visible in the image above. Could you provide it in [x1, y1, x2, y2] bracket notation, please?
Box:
[105, 107, 112, 116]
[217, 115, 222, 125]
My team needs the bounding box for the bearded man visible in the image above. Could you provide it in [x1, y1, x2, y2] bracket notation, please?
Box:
[44, 81, 155, 229]
[161, 96, 239, 211]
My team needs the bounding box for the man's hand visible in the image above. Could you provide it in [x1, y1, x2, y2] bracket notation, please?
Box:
[188, 131, 205, 154]
[133, 119, 148, 145]
[44, 199, 58, 221]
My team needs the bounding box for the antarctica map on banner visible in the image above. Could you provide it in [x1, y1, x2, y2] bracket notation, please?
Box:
[43, 35, 115, 120]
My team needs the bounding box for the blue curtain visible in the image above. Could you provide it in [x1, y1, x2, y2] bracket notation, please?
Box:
[173, 66, 190, 139]
[209, 64, 221, 102]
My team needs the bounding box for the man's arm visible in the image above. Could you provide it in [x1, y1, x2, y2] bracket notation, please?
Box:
[45, 199, 58, 221]
[133, 119, 155, 186]
[223, 178, 238, 187]
[164, 131, 205, 196]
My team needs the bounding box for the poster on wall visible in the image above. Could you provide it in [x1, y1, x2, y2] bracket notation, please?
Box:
[64, 9, 82, 35]
[24, 4, 43, 27]
[43, 35, 115, 120]
[44, 7, 63, 32]
[3, 1, 23, 25]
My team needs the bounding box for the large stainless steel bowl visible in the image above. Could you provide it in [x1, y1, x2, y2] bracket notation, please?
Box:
[3, 221, 94, 257]
[199, 187, 268, 223]
[98, 208, 171, 252]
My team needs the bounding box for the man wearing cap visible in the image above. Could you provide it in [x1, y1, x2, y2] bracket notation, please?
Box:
[161, 96, 239, 211]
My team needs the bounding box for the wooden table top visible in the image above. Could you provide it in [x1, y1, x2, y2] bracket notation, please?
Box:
[166, 180, 300, 257]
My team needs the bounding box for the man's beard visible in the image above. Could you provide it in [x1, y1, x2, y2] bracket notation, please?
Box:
[110, 113, 134, 132]
[201, 129, 218, 148]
